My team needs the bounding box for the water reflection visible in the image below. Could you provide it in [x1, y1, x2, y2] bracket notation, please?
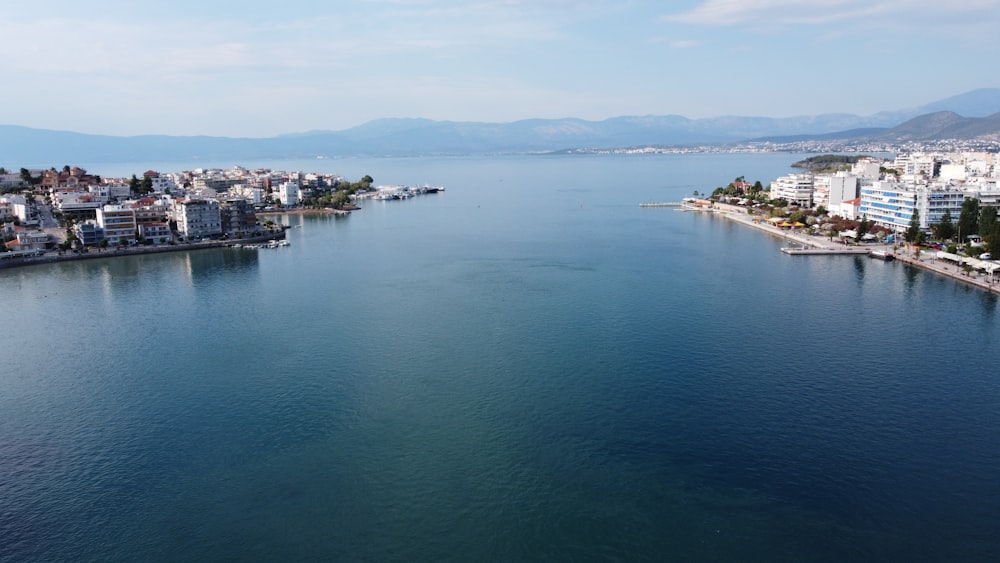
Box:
[180, 248, 259, 285]
[852, 255, 866, 284]
[902, 263, 920, 295]
[981, 292, 997, 319]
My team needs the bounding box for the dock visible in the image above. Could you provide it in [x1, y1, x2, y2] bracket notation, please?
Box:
[639, 202, 682, 207]
[780, 246, 871, 255]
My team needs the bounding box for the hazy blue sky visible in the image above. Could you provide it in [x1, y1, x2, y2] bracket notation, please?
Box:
[3, 0, 998, 137]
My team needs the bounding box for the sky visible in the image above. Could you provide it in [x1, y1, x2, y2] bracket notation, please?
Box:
[2, 0, 999, 137]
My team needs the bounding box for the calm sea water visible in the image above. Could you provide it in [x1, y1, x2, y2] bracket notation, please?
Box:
[3, 154, 999, 561]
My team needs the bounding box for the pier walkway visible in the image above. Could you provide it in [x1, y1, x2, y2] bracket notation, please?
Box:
[695, 202, 1000, 295]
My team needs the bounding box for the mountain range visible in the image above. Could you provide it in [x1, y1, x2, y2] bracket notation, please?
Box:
[3, 88, 1000, 165]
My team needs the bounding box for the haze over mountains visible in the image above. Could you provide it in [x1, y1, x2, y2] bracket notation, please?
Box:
[3, 89, 1000, 165]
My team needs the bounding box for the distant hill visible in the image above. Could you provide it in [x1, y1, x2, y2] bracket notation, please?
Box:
[3, 88, 1000, 164]
[870, 111, 1000, 141]
[914, 88, 1000, 118]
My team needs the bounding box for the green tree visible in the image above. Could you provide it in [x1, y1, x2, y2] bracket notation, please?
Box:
[932, 209, 955, 241]
[856, 217, 870, 242]
[139, 175, 153, 195]
[989, 222, 1000, 257]
[332, 190, 351, 209]
[980, 206, 997, 241]
[958, 198, 980, 243]
[128, 174, 140, 195]
[905, 208, 921, 243]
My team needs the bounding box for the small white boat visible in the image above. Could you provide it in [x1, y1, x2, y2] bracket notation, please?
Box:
[869, 250, 894, 261]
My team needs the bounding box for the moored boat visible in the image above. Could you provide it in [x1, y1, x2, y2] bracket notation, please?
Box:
[869, 249, 895, 261]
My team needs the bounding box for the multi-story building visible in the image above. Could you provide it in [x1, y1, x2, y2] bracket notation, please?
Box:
[220, 198, 259, 237]
[812, 172, 858, 211]
[0, 172, 21, 188]
[0, 195, 29, 223]
[131, 197, 171, 226]
[893, 153, 938, 178]
[278, 181, 300, 207]
[175, 198, 222, 239]
[229, 184, 265, 205]
[96, 205, 138, 245]
[74, 221, 105, 246]
[142, 172, 177, 194]
[859, 180, 916, 232]
[770, 173, 814, 207]
[859, 180, 965, 233]
[827, 172, 859, 210]
[138, 222, 172, 244]
[812, 175, 831, 210]
[851, 158, 883, 180]
[51, 190, 105, 220]
[919, 186, 966, 230]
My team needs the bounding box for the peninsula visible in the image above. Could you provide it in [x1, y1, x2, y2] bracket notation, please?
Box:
[1, 165, 442, 269]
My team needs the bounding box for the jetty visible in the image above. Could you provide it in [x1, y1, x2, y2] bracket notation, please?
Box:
[780, 246, 870, 255]
[639, 202, 682, 207]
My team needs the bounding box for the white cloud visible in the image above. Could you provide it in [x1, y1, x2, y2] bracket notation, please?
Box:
[669, 39, 701, 49]
[662, 0, 1000, 26]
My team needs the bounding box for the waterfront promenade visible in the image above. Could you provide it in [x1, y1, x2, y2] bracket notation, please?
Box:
[0, 230, 287, 270]
[701, 202, 1000, 295]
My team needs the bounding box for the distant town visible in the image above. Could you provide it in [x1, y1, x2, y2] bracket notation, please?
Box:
[675, 149, 1000, 290]
[4, 147, 1000, 285]
[0, 165, 440, 265]
[561, 137, 1000, 157]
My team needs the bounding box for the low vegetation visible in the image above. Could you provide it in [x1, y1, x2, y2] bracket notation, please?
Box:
[791, 154, 872, 173]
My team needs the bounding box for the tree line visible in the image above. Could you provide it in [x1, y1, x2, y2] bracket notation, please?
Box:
[905, 197, 1000, 257]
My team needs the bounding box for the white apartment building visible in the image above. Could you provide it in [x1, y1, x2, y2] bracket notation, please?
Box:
[278, 181, 300, 207]
[0, 172, 21, 188]
[859, 180, 965, 232]
[175, 199, 222, 239]
[893, 154, 937, 178]
[51, 191, 105, 218]
[96, 204, 138, 245]
[851, 158, 882, 180]
[938, 163, 967, 182]
[770, 173, 814, 207]
[149, 175, 177, 193]
[229, 184, 265, 205]
[0, 195, 29, 223]
[92, 183, 132, 201]
[813, 172, 859, 211]
[971, 181, 1000, 207]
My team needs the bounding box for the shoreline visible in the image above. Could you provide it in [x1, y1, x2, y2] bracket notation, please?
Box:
[257, 207, 353, 217]
[700, 203, 1000, 295]
[0, 230, 287, 271]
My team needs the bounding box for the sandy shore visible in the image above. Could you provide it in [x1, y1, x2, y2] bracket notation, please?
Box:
[701, 202, 1000, 295]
